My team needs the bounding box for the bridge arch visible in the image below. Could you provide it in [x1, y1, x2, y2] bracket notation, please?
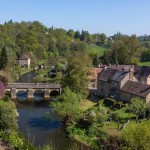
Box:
[50, 90, 60, 97]
[5, 83, 62, 100]
[16, 90, 28, 101]
[33, 90, 44, 101]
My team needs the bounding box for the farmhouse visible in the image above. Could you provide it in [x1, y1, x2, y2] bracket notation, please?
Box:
[97, 65, 150, 103]
[120, 81, 150, 103]
[18, 55, 30, 68]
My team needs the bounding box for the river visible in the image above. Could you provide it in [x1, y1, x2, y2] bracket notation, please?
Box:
[16, 71, 70, 149]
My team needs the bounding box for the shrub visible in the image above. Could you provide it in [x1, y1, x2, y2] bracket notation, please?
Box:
[114, 102, 123, 109]
[122, 120, 150, 150]
[0, 100, 18, 130]
[103, 98, 116, 107]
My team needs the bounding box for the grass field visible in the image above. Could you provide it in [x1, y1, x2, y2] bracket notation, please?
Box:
[87, 44, 106, 56]
[80, 99, 97, 111]
[138, 61, 150, 66]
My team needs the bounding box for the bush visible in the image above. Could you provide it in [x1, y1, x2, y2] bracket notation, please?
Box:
[122, 120, 150, 150]
[0, 130, 34, 150]
[114, 102, 123, 109]
[103, 98, 116, 107]
[0, 100, 18, 130]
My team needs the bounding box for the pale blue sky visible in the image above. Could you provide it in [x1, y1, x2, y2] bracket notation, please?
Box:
[0, 0, 150, 36]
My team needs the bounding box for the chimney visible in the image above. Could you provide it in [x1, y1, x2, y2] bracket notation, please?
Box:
[129, 66, 134, 81]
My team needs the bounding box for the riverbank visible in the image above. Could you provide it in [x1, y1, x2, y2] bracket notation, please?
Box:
[0, 96, 35, 150]
[0, 139, 14, 150]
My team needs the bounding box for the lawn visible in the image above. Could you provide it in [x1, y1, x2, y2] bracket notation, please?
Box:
[80, 99, 97, 111]
[87, 44, 106, 56]
[138, 61, 150, 66]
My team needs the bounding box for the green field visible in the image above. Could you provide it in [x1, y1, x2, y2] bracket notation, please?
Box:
[138, 61, 150, 66]
[87, 44, 106, 56]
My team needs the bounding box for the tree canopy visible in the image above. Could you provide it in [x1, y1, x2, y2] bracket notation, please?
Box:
[51, 87, 82, 125]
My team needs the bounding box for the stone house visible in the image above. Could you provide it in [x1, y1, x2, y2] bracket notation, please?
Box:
[97, 65, 150, 103]
[120, 81, 150, 103]
[134, 66, 150, 85]
[88, 68, 103, 89]
[97, 66, 130, 99]
[18, 55, 30, 68]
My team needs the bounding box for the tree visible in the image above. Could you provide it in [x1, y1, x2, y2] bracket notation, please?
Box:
[67, 29, 75, 38]
[0, 97, 18, 130]
[51, 87, 82, 125]
[74, 30, 81, 39]
[0, 75, 8, 97]
[129, 98, 146, 122]
[122, 120, 150, 150]
[62, 51, 92, 95]
[111, 35, 143, 65]
[100, 33, 107, 45]
[110, 112, 121, 130]
[0, 47, 8, 69]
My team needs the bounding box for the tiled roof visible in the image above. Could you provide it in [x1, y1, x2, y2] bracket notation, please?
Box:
[89, 68, 103, 80]
[110, 65, 132, 71]
[111, 70, 129, 81]
[134, 66, 150, 79]
[19, 55, 30, 60]
[98, 68, 117, 81]
[121, 81, 150, 98]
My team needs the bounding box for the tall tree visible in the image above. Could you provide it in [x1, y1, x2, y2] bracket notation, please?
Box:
[67, 29, 75, 38]
[0, 47, 8, 69]
[111, 35, 143, 64]
[62, 51, 92, 95]
[51, 87, 81, 125]
[129, 98, 146, 122]
[74, 30, 81, 39]
[0, 75, 8, 97]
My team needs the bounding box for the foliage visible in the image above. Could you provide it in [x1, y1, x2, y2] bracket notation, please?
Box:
[122, 120, 150, 150]
[51, 87, 82, 124]
[128, 98, 147, 122]
[0, 47, 8, 70]
[103, 98, 117, 107]
[141, 49, 150, 61]
[0, 130, 35, 150]
[102, 35, 144, 65]
[0, 98, 18, 130]
[62, 51, 92, 95]
[0, 96, 34, 149]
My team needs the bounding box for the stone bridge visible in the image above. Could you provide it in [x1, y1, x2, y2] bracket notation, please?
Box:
[5, 83, 62, 99]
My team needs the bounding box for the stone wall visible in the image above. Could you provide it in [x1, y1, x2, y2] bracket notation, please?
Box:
[120, 91, 131, 102]
[97, 80, 111, 97]
[120, 73, 129, 88]
[146, 93, 150, 103]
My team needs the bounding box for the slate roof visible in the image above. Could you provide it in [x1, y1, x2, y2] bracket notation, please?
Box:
[98, 68, 118, 81]
[111, 70, 129, 82]
[19, 55, 30, 60]
[110, 65, 132, 71]
[134, 66, 150, 79]
[121, 81, 150, 98]
[98, 67, 129, 82]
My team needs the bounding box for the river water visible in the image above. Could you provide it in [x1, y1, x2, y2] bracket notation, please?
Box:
[16, 71, 70, 149]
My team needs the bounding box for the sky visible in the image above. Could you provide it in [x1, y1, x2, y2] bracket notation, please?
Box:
[0, 0, 150, 36]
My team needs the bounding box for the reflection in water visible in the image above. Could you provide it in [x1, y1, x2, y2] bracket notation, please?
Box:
[16, 71, 91, 150]
[17, 102, 70, 150]
[34, 92, 44, 101]
[17, 91, 28, 102]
